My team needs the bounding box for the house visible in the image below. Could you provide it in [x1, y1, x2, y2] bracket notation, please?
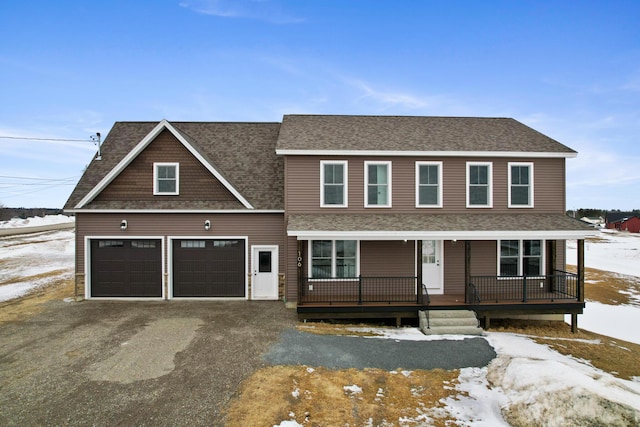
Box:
[64, 115, 594, 330]
[605, 212, 640, 233]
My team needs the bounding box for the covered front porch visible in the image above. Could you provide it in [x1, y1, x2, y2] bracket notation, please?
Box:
[288, 213, 593, 330]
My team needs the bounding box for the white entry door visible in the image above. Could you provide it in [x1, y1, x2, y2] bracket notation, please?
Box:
[251, 246, 279, 300]
[421, 240, 443, 294]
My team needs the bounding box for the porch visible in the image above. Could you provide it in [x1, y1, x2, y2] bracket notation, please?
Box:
[297, 270, 585, 326]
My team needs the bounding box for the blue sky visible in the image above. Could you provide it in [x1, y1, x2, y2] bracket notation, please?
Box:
[1, 0, 639, 210]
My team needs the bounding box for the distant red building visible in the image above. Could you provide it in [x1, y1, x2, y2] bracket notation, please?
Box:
[606, 215, 640, 233]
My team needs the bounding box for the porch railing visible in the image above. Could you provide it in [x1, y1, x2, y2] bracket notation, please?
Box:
[467, 270, 578, 304]
[299, 276, 425, 305]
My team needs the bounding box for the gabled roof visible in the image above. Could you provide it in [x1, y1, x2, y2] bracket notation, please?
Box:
[276, 115, 577, 157]
[65, 120, 283, 211]
[606, 212, 639, 223]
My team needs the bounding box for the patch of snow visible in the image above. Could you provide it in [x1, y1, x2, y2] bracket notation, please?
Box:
[273, 420, 303, 427]
[566, 302, 640, 345]
[0, 214, 74, 229]
[343, 384, 362, 395]
[0, 229, 74, 302]
[291, 388, 300, 399]
[567, 230, 640, 277]
[347, 326, 475, 341]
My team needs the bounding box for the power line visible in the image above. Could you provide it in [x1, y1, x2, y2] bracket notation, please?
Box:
[0, 175, 78, 181]
[0, 136, 93, 142]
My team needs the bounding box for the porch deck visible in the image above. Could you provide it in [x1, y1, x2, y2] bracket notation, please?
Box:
[296, 272, 584, 320]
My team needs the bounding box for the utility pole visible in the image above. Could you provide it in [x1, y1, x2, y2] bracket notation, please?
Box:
[90, 132, 102, 160]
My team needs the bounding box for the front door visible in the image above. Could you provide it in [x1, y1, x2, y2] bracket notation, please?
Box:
[422, 240, 443, 295]
[251, 246, 279, 300]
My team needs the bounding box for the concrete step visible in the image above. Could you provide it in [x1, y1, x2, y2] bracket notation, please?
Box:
[421, 325, 485, 336]
[427, 317, 479, 328]
[419, 310, 484, 336]
[427, 309, 478, 319]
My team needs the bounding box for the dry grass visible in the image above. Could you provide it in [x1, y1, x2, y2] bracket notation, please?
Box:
[579, 266, 640, 306]
[0, 275, 74, 324]
[297, 321, 387, 337]
[225, 366, 460, 427]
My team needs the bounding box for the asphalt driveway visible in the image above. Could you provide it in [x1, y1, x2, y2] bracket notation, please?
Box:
[0, 299, 496, 426]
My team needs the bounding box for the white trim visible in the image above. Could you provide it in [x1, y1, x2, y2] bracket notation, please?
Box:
[153, 162, 179, 195]
[168, 236, 248, 300]
[290, 230, 596, 240]
[415, 161, 443, 208]
[508, 162, 534, 208]
[364, 161, 392, 208]
[75, 119, 254, 209]
[84, 236, 166, 300]
[308, 239, 360, 278]
[466, 161, 493, 208]
[497, 239, 546, 276]
[66, 209, 284, 214]
[276, 149, 577, 158]
[320, 160, 348, 208]
[251, 245, 279, 300]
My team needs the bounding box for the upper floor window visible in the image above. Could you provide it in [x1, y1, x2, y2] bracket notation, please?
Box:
[320, 161, 347, 207]
[499, 240, 543, 276]
[310, 240, 358, 278]
[466, 162, 492, 208]
[365, 161, 391, 207]
[154, 163, 179, 195]
[416, 161, 442, 208]
[509, 162, 534, 207]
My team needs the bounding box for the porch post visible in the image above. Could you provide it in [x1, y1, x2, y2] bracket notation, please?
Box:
[297, 240, 303, 302]
[417, 240, 423, 304]
[464, 241, 471, 303]
[577, 239, 585, 303]
[547, 240, 557, 291]
[573, 239, 585, 334]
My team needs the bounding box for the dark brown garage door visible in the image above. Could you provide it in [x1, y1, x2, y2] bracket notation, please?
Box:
[90, 239, 162, 297]
[173, 239, 245, 297]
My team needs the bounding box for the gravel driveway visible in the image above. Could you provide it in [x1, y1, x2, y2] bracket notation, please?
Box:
[1, 299, 496, 426]
[0, 300, 296, 427]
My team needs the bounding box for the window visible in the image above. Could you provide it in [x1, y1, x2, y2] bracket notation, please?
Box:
[509, 162, 534, 207]
[365, 161, 391, 207]
[499, 240, 543, 276]
[154, 163, 179, 195]
[320, 161, 347, 207]
[466, 162, 492, 207]
[180, 240, 206, 248]
[416, 162, 442, 207]
[310, 240, 358, 278]
[131, 240, 157, 249]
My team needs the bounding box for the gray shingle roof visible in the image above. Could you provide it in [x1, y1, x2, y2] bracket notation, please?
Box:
[276, 115, 577, 154]
[287, 213, 593, 235]
[64, 121, 283, 210]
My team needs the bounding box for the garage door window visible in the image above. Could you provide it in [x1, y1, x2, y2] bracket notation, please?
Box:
[98, 240, 123, 248]
[131, 240, 157, 249]
[180, 240, 206, 248]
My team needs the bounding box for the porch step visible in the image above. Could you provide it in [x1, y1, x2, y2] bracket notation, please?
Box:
[419, 310, 484, 336]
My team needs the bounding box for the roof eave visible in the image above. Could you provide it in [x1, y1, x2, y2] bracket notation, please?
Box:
[275, 149, 577, 158]
[287, 229, 596, 240]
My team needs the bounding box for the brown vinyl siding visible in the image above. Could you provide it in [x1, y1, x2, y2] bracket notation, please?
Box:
[360, 241, 415, 276]
[443, 241, 497, 294]
[285, 156, 566, 214]
[75, 212, 284, 280]
[94, 129, 242, 207]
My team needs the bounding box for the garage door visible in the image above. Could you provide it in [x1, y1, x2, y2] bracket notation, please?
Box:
[173, 239, 245, 297]
[90, 239, 162, 297]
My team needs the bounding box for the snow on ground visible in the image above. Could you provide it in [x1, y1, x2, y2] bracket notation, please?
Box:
[0, 214, 74, 228]
[566, 229, 640, 344]
[567, 229, 640, 277]
[277, 327, 640, 426]
[0, 217, 75, 301]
